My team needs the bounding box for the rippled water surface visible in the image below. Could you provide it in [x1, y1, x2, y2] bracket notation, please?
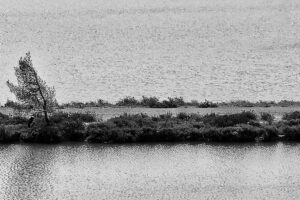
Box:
[0, 143, 300, 199]
[1, 0, 300, 104]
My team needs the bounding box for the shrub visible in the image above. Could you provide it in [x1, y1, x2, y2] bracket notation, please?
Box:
[219, 127, 240, 142]
[156, 127, 189, 142]
[281, 125, 300, 141]
[187, 100, 200, 107]
[49, 112, 70, 123]
[0, 125, 27, 143]
[277, 100, 300, 107]
[161, 97, 185, 108]
[85, 122, 116, 142]
[198, 100, 218, 108]
[177, 112, 190, 120]
[260, 112, 274, 124]
[202, 111, 257, 127]
[116, 96, 140, 106]
[158, 112, 173, 120]
[283, 119, 300, 126]
[47, 112, 95, 141]
[141, 96, 162, 108]
[0, 113, 28, 125]
[201, 127, 221, 142]
[20, 123, 63, 143]
[248, 120, 261, 127]
[68, 112, 96, 122]
[111, 128, 140, 143]
[283, 111, 300, 121]
[260, 126, 279, 142]
[137, 127, 157, 142]
[235, 125, 261, 142]
[59, 120, 85, 141]
[0, 113, 10, 122]
[189, 128, 205, 142]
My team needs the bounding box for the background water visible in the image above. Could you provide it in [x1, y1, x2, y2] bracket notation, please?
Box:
[0, 143, 300, 200]
[1, 0, 300, 104]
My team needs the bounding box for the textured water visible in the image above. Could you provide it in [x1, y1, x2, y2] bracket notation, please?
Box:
[0, 143, 299, 199]
[1, 0, 300, 104]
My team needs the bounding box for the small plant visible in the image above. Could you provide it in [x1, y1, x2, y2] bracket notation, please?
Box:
[198, 100, 218, 108]
[202, 111, 257, 127]
[283, 111, 300, 121]
[141, 96, 162, 108]
[260, 112, 274, 124]
[116, 96, 140, 106]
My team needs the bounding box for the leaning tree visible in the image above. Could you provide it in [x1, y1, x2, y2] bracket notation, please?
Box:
[7, 52, 57, 124]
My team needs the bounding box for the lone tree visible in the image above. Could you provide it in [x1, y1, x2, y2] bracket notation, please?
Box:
[7, 52, 57, 124]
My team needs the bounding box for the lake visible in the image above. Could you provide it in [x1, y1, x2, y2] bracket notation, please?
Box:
[1, 0, 300, 104]
[0, 143, 300, 199]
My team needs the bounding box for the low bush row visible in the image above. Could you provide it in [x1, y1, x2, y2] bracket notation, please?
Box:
[1, 111, 300, 143]
[5, 98, 300, 109]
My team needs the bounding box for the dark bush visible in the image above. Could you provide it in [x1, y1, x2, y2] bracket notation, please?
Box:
[198, 100, 218, 108]
[177, 112, 190, 120]
[0, 125, 27, 143]
[260, 112, 274, 124]
[59, 120, 85, 141]
[141, 96, 162, 108]
[49, 112, 69, 123]
[283, 119, 300, 126]
[48, 112, 95, 141]
[156, 128, 189, 142]
[192, 122, 205, 129]
[111, 128, 139, 143]
[108, 113, 155, 128]
[0, 113, 28, 125]
[68, 112, 96, 122]
[281, 125, 300, 141]
[236, 125, 262, 142]
[189, 128, 205, 142]
[248, 120, 261, 127]
[161, 97, 185, 108]
[21, 123, 62, 143]
[283, 111, 300, 121]
[202, 111, 257, 127]
[85, 122, 115, 143]
[137, 127, 157, 142]
[0, 113, 10, 122]
[116, 96, 140, 106]
[260, 126, 279, 142]
[158, 112, 173, 120]
[201, 127, 221, 142]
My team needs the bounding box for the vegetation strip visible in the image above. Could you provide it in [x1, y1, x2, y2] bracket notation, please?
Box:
[1, 111, 300, 143]
[4, 98, 300, 109]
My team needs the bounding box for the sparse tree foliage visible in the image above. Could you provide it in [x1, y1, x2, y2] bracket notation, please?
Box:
[7, 52, 57, 124]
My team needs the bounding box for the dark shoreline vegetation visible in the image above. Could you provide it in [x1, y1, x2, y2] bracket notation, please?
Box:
[3, 98, 300, 109]
[2, 110, 300, 143]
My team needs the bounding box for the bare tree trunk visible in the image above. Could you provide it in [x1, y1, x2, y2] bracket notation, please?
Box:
[33, 69, 50, 125]
[43, 104, 50, 124]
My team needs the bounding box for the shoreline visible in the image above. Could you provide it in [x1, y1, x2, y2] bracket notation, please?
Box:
[1, 110, 300, 144]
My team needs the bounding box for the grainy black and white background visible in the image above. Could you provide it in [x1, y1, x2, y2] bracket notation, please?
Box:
[1, 0, 300, 199]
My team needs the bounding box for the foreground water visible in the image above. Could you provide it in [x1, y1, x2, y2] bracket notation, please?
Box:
[1, 0, 300, 104]
[0, 143, 300, 199]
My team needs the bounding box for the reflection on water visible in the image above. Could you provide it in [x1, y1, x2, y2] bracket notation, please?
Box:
[0, 143, 300, 199]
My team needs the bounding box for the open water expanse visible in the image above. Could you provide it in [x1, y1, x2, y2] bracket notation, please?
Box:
[1, 0, 300, 104]
[0, 143, 300, 199]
